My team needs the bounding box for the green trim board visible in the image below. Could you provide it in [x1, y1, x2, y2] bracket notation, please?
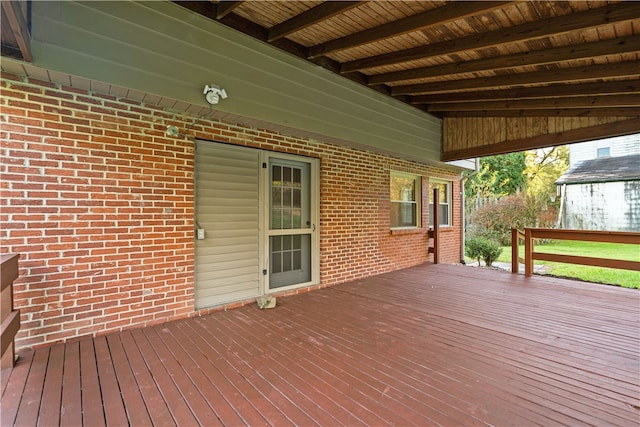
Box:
[29, 0, 442, 162]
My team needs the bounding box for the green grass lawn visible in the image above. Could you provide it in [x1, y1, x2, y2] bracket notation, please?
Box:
[494, 240, 640, 289]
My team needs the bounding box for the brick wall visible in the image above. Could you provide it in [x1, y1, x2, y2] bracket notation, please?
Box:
[1, 74, 461, 349]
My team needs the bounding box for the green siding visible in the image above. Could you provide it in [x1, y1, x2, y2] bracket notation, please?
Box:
[31, 1, 442, 161]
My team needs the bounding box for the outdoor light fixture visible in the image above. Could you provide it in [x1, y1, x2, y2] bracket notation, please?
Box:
[203, 84, 228, 105]
[165, 125, 180, 137]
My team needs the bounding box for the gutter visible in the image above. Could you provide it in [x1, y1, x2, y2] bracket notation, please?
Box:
[460, 158, 480, 264]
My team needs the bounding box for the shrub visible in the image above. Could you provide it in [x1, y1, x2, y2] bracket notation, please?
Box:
[467, 192, 556, 245]
[465, 237, 503, 267]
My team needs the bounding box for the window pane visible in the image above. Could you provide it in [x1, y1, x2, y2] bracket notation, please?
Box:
[390, 176, 415, 201]
[429, 183, 447, 203]
[429, 203, 450, 226]
[283, 252, 292, 272]
[272, 252, 282, 274]
[292, 209, 302, 228]
[391, 202, 416, 227]
[272, 166, 281, 183]
[439, 204, 449, 226]
[293, 168, 301, 186]
[293, 250, 302, 270]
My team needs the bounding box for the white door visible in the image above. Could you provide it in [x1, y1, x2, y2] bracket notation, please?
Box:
[194, 142, 261, 309]
[265, 155, 318, 290]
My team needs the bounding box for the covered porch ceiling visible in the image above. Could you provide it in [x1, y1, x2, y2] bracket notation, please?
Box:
[2, 1, 639, 160]
[176, 0, 640, 119]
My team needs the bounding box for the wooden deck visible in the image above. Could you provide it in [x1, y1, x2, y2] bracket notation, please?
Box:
[2, 264, 639, 426]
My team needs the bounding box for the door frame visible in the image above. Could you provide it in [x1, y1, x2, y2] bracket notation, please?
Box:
[260, 151, 320, 294]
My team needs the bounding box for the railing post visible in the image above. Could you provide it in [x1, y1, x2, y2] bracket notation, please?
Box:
[524, 228, 533, 277]
[511, 228, 518, 274]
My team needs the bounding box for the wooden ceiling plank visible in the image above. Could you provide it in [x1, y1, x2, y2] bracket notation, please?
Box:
[411, 80, 640, 104]
[369, 35, 640, 85]
[216, 1, 244, 20]
[428, 94, 640, 112]
[1, 0, 31, 62]
[341, 2, 640, 73]
[307, 1, 513, 59]
[268, 2, 365, 42]
[441, 118, 640, 161]
[440, 108, 640, 118]
[392, 62, 640, 96]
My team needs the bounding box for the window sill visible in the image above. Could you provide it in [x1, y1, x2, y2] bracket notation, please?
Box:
[429, 226, 454, 233]
[390, 228, 427, 236]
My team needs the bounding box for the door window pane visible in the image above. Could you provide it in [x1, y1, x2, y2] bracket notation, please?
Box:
[271, 164, 306, 230]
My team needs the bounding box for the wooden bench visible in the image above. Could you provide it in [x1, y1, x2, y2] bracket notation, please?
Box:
[1, 254, 20, 369]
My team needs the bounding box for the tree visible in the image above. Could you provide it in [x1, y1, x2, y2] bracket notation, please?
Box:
[464, 152, 526, 201]
[524, 146, 569, 202]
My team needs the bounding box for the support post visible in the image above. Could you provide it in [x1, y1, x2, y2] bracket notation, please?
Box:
[524, 228, 533, 277]
[432, 188, 439, 264]
[511, 228, 518, 274]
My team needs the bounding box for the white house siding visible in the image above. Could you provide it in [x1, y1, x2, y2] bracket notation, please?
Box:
[569, 134, 640, 165]
[563, 181, 640, 231]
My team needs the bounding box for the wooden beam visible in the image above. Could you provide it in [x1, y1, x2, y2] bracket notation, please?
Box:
[441, 118, 640, 161]
[411, 80, 640, 104]
[440, 108, 640, 118]
[215, 1, 243, 19]
[268, 2, 364, 42]
[341, 2, 640, 73]
[392, 62, 640, 96]
[369, 35, 640, 85]
[1, 0, 31, 62]
[428, 94, 640, 112]
[307, 1, 512, 59]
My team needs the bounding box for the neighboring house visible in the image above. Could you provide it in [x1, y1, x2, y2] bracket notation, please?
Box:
[556, 135, 640, 231]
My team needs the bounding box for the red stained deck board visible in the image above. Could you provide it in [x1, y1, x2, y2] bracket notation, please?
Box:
[78, 338, 105, 427]
[59, 341, 82, 427]
[117, 331, 175, 426]
[128, 328, 199, 426]
[1, 264, 639, 426]
[38, 344, 64, 425]
[105, 334, 153, 426]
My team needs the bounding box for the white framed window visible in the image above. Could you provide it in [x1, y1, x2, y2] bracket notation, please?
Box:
[390, 171, 421, 229]
[429, 179, 451, 227]
[596, 146, 610, 158]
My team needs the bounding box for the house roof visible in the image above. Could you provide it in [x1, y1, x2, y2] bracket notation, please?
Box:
[555, 154, 640, 185]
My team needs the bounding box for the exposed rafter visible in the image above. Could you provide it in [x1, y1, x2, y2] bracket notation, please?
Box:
[1, 0, 31, 62]
[391, 62, 640, 96]
[215, 1, 243, 20]
[268, 2, 365, 42]
[307, 1, 513, 59]
[429, 95, 640, 113]
[411, 80, 640, 105]
[369, 36, 640, 85]
[340, 2, 640, 73]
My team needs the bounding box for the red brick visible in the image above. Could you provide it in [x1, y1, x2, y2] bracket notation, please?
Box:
[2, 76, 462, 351]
